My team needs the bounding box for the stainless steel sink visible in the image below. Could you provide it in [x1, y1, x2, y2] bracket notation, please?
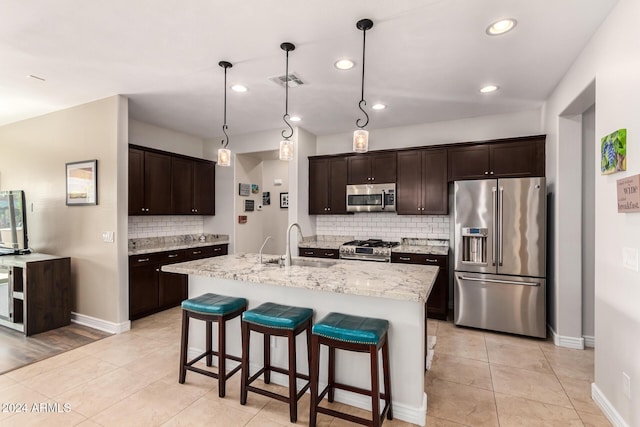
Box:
[290, 259, 335, 268]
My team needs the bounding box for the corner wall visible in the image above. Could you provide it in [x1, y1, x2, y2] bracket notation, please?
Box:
[543, 0, 640, 424]
[0, 96, 125, 324]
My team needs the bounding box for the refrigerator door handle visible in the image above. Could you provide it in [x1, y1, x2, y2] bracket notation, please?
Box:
[459, 275, 540, 287]
[498, 186, 504, 267]
[492, 186, 497, 266]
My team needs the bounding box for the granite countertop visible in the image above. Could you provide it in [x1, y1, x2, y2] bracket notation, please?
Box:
[392, 245, 449, 256]
[298, 235, 352, 250]
[128, 234, 230, 256]
[162, 252, 438, 303]
[0, 253, 68, 267]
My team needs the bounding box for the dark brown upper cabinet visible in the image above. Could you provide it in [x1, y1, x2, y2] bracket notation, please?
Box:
[309, 156, 348, 215]
[347, 152, 397, 184]
[129, 145, 215, 215]
[397, 148, 448, 215]
[447, 136, 545, 181]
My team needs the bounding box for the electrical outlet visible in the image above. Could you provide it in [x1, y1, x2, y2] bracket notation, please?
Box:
[623, 247, 639, 271]
[623, 372, 631, 399]
[102, 231, 114, 243]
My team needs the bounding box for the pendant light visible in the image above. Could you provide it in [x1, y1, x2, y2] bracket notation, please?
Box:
[217, 61, 232, 167]
[353, 18, 373, 153]
[279, 42, 295, 161]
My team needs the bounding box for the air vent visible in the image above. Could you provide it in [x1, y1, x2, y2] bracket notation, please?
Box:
[269, 73, 306, 88]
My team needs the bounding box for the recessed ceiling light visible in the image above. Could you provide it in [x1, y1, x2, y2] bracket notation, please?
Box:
[334, 59, 355, 70]
[290, 116, 301, 122]
[231, 84, 247, 92]
[486, 19, 517, 35]
[480, 85, 499, 93]
[372, 104, 386, 110]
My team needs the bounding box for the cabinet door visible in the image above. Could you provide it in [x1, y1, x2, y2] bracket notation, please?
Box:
[128, 148, 145, 215]
[447, 145, 490, 181]
[370, 152, 397, 183]
[211, 244, 228, 256]
[329, 157, 348, 214]
[193, 160, 215, 215]
[396, 150, 423, 215]
[309, 158, 330, 214]
[490, 138, 545, 178]
[426, 269, 448, 320]
[158, 271, 187, 310]
[347, 155, 371, 184]
[423, 149, 448, 214]
[144, 151, 172, 214]
[171, 157, 193, 214]
[129, 262, 159, 319]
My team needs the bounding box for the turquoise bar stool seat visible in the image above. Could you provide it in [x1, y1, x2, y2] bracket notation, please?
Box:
[179, 293, 247, 398]
[240, 302, 313, 423]
[310, 312, 393, 427]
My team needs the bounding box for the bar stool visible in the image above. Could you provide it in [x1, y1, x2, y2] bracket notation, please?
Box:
[309, 312, 392, 427]
[240, 302, 313, 423]
[179, 293, 247, 398]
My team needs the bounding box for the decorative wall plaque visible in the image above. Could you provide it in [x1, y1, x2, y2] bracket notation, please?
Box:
[244, 199, 255, 212]
[617, 174, 640, 213]
[239, 183, 250, 196]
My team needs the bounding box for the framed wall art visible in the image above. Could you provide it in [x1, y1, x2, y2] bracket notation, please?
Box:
[65, 160, 98, 206]
[601, 128, 627, 175]
[280, 192, 289, 209]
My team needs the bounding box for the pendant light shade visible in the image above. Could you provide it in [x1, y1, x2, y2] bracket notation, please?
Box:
[217, 61, 232, 167]
[353, 18, 373, 153]
[279, 42, 296, 161]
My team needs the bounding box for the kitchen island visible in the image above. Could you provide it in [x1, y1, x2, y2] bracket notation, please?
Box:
[163, 253, 438, 426]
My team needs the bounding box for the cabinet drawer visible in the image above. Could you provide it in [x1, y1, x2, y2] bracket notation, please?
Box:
[299, 248, 340, 259]
[211, 244, 228, 257]
[185, 246, 215, 259]
[391, 252, 447, 268]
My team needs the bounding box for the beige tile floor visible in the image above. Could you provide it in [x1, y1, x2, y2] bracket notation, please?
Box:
[0, 307, 612, 426]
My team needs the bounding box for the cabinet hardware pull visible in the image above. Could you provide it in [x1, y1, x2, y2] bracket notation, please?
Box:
[137, 258, 150, 262]
[399, 257, 411, 261]
[304, 251, 313, 255]
[484, 171, 489, 175]
[324, 253, 333, 256]
[167, 254, 178, 258]
[192, 251, 202, 255]
[155, 269, 160, 272]
[214, 248, 221, 251]
[425, 258, 437, 263]
[141, 208, 145, 212]
[490, 171, 494, 175]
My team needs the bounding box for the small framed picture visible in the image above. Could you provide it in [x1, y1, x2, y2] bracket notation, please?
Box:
[239, 183, 250, 196]
[280, 192, 289, 209]
[262, 192, 271, 206]
[251, 184, 259, 194]
[244, 200, 255, 212]
[66, 160, 98, 206]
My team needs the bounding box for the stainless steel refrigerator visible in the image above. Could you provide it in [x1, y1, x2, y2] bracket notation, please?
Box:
[453, 177, 546, 338]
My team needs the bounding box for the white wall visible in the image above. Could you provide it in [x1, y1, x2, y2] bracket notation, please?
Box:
[316, 109, 543, 155]
[543, 0, 640, 424]
[261, 159, 289, 254]
[129, 119, 204, 158]
[234, 155, 263, 253]
[582, 104, 596, 342]
[0, 96, 128, 325]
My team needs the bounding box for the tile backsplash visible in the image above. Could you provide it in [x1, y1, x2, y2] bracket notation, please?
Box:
[128, 216, 204, 239]
[315, 212, 450, 241]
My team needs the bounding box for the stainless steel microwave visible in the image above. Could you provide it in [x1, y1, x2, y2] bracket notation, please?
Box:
[346, 183, 396, 212]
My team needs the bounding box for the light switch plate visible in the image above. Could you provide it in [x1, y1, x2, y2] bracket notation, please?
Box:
[102, 231, 114, 243]
[623, 247, 639, 271]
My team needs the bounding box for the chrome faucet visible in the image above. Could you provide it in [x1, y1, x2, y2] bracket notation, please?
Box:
[259, 236, 273, 264]
[283, 223, 304, 267]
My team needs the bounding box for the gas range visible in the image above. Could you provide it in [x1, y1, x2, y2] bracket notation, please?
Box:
[339, 239, 400, 262]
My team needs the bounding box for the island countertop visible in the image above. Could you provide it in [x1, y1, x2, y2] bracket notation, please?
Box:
[162, 252, 438, 303]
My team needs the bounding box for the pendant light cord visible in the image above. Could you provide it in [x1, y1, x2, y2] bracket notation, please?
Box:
[221, 64, 229, 149]
[281, 43, 294, 140]
[356, 24, 370, 129]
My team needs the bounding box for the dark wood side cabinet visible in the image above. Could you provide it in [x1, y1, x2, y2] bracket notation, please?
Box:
[129, 144, 215, 215]
[397, 148, 448, 215]
[0, 256, 71, 336]
[391, 252, 449, 320]
[308, 156, 348, 215]
[348, 152, 397, 184]
[129, 244, 228, 320]
[298, 248, 340, 259]
[448, 135, 545, 181]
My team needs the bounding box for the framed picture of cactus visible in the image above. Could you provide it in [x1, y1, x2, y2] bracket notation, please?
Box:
[601, 128, 627, 175]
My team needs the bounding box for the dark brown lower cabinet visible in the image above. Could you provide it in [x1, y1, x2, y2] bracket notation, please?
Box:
[129, 244, 228, 320]
[391, 252, 449, 320]
[298, 248, 340, 259]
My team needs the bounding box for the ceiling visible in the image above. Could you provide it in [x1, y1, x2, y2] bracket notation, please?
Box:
[1, 0, 618, 140]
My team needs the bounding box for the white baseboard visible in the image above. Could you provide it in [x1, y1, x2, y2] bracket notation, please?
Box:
[583, 335, 595, 348]
[592, 383, 630, 427]
[186, 347, 427, 426]
[548, 325, 585, 349]
[71, 312, 130, 334]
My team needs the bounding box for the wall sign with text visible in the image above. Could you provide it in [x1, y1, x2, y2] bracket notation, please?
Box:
[617, 174, 640, 213]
